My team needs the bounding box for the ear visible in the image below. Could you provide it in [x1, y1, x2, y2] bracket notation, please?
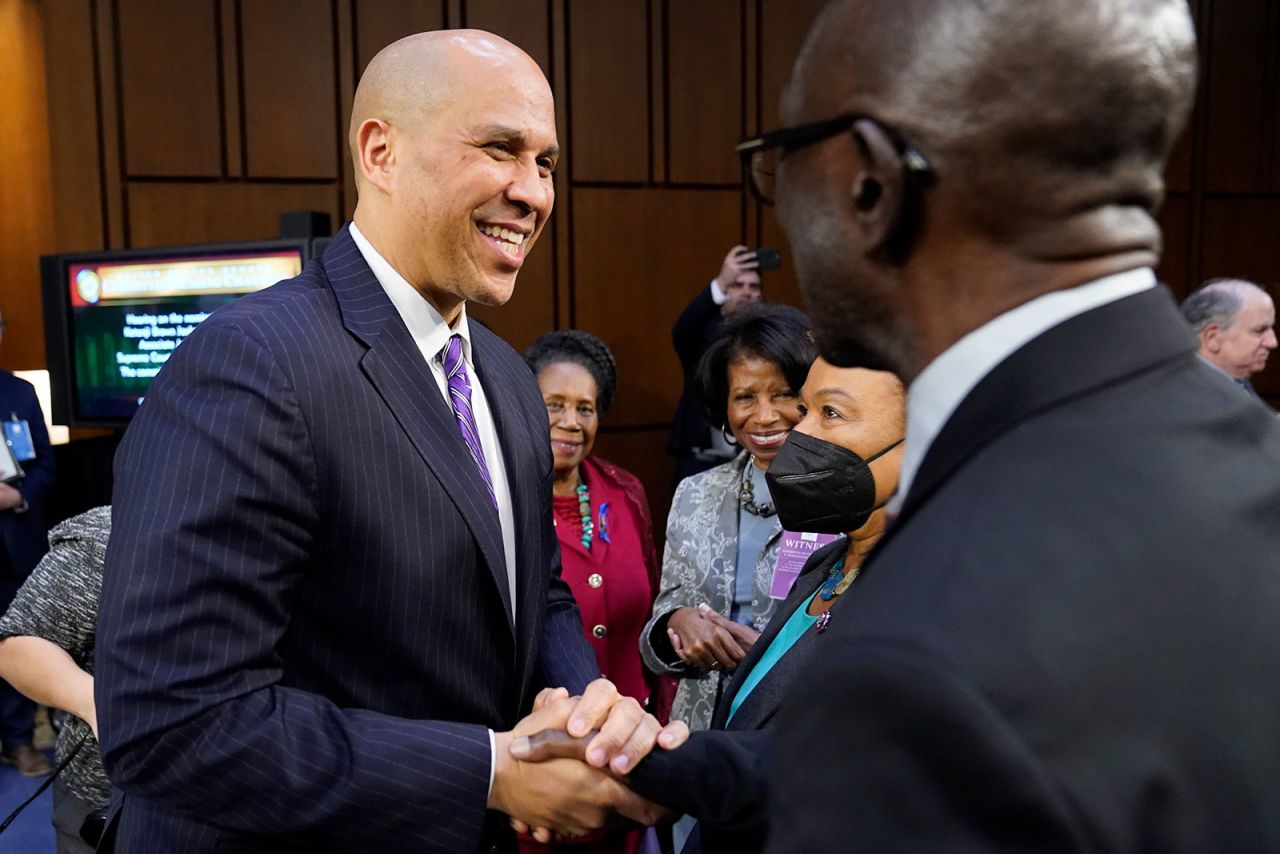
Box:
[1202, 323, 1222, 353]
[356, 118, 394, 193]
[848, 118, 909, 260]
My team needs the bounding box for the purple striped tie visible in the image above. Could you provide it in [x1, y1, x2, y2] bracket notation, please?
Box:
[441, 334, 498, 509]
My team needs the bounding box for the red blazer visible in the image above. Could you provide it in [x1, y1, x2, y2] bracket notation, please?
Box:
[552, 455, 660, 705]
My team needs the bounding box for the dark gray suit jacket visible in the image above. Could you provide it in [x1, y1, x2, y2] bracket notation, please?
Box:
[768, 286, 1280, 853]
[630, 538, 848, 854]
[97, 226, 598, 853]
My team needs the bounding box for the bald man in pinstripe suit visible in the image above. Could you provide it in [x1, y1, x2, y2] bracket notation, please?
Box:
[96, 31, 677, 854]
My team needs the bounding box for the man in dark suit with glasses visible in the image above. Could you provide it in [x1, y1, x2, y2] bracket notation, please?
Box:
[749, 1, 1280, 851]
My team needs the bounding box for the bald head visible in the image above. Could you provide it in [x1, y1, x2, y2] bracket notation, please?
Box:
[350, 31, 549, 186]
[789, 0, 1197, 224]
[772, 0, 1199, 378]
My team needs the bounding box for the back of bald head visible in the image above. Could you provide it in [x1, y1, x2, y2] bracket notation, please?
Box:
[348, 30, 546, 182]
[795, 0, 1197, 222]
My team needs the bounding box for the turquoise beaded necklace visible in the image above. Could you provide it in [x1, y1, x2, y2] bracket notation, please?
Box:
[817, 556, 859, 601]
[575, 481, 594, 549]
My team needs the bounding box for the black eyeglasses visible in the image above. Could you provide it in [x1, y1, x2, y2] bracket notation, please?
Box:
[735, 113, 933, 205]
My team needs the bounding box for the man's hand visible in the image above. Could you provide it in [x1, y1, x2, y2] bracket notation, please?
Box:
[489, 696, 672, 840]
[716, 243, 752, 313]
[545, 678, 666, 774]
[0, 483, 23, 511]
[505, 719, 689, 842]
[667, 605, 760, 670]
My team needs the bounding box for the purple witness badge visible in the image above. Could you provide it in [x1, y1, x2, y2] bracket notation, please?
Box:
[770, 530, 840, 599]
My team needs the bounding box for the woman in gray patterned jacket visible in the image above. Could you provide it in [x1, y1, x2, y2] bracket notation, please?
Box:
[640, 304, 816, 733]
[0, 506, 110, 854]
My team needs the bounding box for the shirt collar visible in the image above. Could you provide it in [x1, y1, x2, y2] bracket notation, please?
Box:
[349, 221, 473, 364]
[889, 267, 1157, 512]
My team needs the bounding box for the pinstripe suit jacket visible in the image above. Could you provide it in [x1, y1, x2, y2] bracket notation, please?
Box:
[96, 226, 598, 853]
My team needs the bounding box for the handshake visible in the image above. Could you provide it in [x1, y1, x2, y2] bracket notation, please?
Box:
[487, 678, 690, 842]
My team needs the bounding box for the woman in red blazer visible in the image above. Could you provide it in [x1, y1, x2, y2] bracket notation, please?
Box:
[524, 330, 662, 854]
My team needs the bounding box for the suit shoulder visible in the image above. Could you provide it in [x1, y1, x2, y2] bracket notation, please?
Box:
[0, 370, 37, 397]
[181, 265, 341, 357]
[205, 264, 333, 326]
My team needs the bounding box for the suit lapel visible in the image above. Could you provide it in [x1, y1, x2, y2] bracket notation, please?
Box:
[470, 327, 543, 650]
[713, 540, 845, 730]
[874, 285, 1197, 565]
[324, 228, 515, 633]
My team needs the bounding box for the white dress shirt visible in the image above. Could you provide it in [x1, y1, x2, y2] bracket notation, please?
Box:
[349, 223, 519, 795]
[889, 267, 1157, 513]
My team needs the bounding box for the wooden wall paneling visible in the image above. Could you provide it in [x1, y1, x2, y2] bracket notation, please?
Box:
[464, 0, 551, 75]
[336, 0, 355, 220]
[1180, 0, 1213, 303]
[551, 0, 572, 329]
[757, 0, 826, 133]
[1199, 198, 1280, 396]
[567, 0, 648, 183]
[40, 0, 105, 253]
[1202, 0, 1270, 193]
[95, 0, 125, 247]
[219, 0, 243, 178]
[240, 0, 338, 179]
[126, 182, 340, 247]
[592, 426, 673, 549]
[1155, 194, 1192, 297]
[117, 0, 221, 178]
[665, 0, 742, 185]
[1164, 0, 1207, 196]
[572, 188, 740, 426]
[1267, 1, 1280, 194]
[648, 0, 665, 183]
[1198, 198, 1280, 286]
[1164, 127, 1194, 194]
[0, 0, 56, 369]
[353, 0, 446, 75]
[742, 0, 758, 242]
[459, 0, 558, 349]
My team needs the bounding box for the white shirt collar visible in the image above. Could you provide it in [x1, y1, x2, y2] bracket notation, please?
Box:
[349, 221, 473, 364]
[889, 267, 1157, 512]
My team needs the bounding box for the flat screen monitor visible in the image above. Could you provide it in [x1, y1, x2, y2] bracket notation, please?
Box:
[41, 239, 313, 428]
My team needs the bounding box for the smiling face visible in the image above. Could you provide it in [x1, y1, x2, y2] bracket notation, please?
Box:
[393, 71, 556, 311]
[538, 361, 600, 480]
[794, 358, 905, 508]
[352, 33, 558, 320]
[725, 355, 804, 468]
